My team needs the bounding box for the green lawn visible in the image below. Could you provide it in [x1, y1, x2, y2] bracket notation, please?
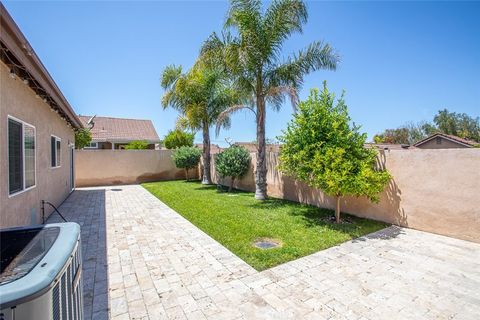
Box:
[142, 180, 387, 270]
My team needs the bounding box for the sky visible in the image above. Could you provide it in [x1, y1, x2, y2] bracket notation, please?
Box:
[4, 0, 480, 146]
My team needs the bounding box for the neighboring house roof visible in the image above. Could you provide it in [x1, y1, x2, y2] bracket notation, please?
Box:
[0, 3, 83, 129]
[235, 142, 281, 152]
[414, 133, 478, 148]
[365, 143, 415, 150]
[195, 144, 222, 153]
[235, 143, 416, 152]
[79, 116, 161, 143]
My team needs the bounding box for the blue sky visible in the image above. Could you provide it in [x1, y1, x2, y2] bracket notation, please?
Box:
[4, 1, 479, 146]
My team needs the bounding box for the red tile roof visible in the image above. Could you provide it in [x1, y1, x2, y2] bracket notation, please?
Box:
[79, 115, 160, 143]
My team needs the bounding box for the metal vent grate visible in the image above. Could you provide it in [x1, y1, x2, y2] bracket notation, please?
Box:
[77, 242, 83, 320]
[67, 264, 73, 320]
[61, 273, 67, 319]
[72, 250, 78, 320]
[50, 240, 83, 320]
[52, 282, 60, 320]
[71, 241, 83, 320]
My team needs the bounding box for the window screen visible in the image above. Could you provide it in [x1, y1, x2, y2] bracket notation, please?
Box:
[51, 136, 56, 167]
[8, 119, 23, 194]
[24, 125, 35, 188]
[56, 139, 61, 166]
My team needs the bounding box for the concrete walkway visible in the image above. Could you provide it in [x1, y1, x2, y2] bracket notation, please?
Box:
[49, 185, 480, 320]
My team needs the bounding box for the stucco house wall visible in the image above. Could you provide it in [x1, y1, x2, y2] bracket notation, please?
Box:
[97, 142, 113, 149]
[0, 62, 75, 227]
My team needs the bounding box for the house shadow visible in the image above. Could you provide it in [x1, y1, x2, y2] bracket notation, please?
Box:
[47, 188, 108, 320]
[352, 225, 405, 242]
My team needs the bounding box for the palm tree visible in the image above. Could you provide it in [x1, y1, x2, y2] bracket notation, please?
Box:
[202, 0, 339, 200]
[161, 60, 239, 184]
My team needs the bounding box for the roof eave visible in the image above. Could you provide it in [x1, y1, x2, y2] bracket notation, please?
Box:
[0, 3, 83, 129]
[91, 139, 161, 144]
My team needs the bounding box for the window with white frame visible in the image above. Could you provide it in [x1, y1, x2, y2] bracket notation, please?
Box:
[8, 116, 36, 195]
[84, 142, 98, 149]
[51, 135, 61, 167]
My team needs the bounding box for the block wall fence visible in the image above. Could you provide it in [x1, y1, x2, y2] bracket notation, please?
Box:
[209, 149, 480, 243]
[75, 150, 197, 187]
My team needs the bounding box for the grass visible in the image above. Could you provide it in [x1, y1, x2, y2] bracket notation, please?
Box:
[142, 180, 387, 270]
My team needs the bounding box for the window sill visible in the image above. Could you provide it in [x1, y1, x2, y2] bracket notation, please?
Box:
[8, 185, 36, 198]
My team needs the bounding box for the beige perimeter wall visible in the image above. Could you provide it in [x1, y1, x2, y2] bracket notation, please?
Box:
[1, 62, 75, 228]
[74, 136, 480, 243]
[75, 149, 197, 187]
[210, 149, 480, 243]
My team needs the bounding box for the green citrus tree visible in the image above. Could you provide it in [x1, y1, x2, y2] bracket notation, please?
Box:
[164, 129, 194, 149]
[172, 146, 202, 180]
[75, 128, 92, 149]
[215, 145, 251, 192]
[278, 83, 391, 223]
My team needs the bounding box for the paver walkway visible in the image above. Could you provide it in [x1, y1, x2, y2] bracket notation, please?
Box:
[48, 185, 480, 320]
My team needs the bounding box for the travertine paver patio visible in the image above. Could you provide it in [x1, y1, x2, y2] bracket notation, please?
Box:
[48, 185, 480, 320]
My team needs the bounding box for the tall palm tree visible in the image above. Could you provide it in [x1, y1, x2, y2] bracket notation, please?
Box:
[202, 0, 339, 199]
[161, 60, 239, 184]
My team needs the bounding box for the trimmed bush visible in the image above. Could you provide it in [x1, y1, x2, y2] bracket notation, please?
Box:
[125, 140, 149, 150]
[215, 145, 251, 192]
[172, 146, 201, 180]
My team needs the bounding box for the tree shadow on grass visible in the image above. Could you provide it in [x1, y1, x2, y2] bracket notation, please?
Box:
[187, 181, 393, 241]
[192, 184, 254, 196]
[248, 198, 390, 239]
[181, 179, 202, 184]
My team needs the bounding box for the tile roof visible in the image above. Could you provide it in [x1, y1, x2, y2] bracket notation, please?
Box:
[79, 115, 160, 143]
[414, 133, 478, 148]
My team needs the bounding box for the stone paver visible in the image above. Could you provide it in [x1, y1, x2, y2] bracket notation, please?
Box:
[48, 185, 480, 319]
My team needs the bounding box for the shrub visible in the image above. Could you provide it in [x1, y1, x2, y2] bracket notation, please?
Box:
[125, 140, 149, 150]
[278, 83, 391, 223]
[215, 145, 251, 192]
[75, 128, 92, 149]
[164, 129, 194, 149]
[172, 146, 201, 180]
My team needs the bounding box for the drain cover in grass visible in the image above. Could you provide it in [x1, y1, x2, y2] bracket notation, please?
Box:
[253, 238, 282, 249]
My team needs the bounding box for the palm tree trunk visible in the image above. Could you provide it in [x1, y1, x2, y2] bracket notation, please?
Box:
[335, 196, 341, 223]
[201, 122, 212, 185]
[255, 94, 267, 200]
